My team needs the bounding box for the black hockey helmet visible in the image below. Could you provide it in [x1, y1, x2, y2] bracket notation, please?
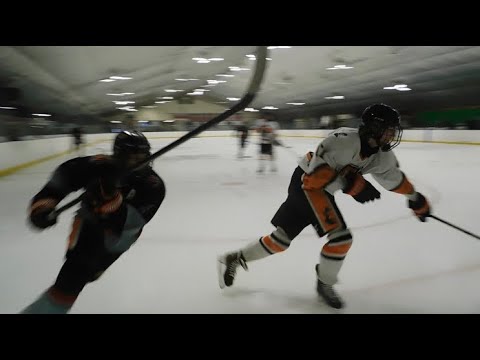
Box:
[113, 130, 151, 169]
[359, 103, 403, 151]
[260, 111, 276, 121]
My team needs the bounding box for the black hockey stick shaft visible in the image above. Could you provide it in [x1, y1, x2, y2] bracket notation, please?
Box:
[274, 139, 299, 158]
[131, 48, 267, 172]
[50, 46, 269, 219]
[429, 215, 480, 240]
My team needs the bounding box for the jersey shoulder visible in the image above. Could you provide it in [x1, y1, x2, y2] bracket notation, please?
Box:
[375, 148, 400, 171]
[320, 127, 360, 153]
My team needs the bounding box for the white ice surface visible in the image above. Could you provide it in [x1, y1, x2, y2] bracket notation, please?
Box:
[1, 136, 480, 313]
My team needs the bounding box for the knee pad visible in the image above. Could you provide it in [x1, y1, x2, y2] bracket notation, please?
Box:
[260, 227, 292, 254]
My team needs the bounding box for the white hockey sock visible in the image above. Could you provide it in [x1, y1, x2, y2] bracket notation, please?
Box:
[241, 239, 271, 262]
[317, 257, 344, 285]
[317, 229, 352, 285]
[242, 227, 292, 262]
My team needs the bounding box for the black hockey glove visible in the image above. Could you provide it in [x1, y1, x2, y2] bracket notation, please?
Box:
[343, 172, 381, 204]
[408, 192, 431, 222]
[29, 198, 59, 230]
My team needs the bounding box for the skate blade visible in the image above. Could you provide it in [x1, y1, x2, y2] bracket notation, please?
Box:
[216, 257, 226, 289]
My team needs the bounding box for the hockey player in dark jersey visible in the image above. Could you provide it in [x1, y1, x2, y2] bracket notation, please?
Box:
[21, 130, 165, 314]
[71, 126, 84, 152]
[217, 104, 432, 310]
[236, 121, 250, 159]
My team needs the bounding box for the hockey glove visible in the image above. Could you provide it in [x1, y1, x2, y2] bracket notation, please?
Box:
[84, 177, 123, 217]
[29, 198, 59, 229]
[408, 192, 431, 222]
[84, 157, 124, 217]
[343, 172, 381, 204]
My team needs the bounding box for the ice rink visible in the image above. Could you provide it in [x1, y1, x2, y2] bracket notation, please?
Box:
[1, 133, 480, 314]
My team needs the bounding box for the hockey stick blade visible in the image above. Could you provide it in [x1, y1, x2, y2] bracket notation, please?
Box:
[48, 46, 269, 220]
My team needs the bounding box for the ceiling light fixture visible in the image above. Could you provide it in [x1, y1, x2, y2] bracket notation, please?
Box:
[326, 65, 354, 70]
[384, 84, 412, 91]
[325, 96, 345, 100]
[100, 76, 132, 82]
[110, 76, 132, 80]
[267, 46, 291, 50]
[192, 57, 224, 64]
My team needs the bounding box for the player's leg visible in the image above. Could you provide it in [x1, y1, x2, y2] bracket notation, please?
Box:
[217, 166, 310, 288]
[20, 218, 120, 314]
[304, 189, 351, 309]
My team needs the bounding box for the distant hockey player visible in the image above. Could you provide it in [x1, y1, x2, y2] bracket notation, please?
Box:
[71, 126, 84, 153]
[235, 120, 250, 159]
[21, 130, 165, 314]
[217, 104, 432, 309]
[253, 112, 280, 173]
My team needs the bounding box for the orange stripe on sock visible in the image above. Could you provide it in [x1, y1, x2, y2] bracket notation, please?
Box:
[322, 241, 352, 257]
[262, 235, 287, 253]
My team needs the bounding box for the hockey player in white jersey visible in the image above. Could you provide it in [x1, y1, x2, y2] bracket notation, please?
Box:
[253, 113, 280, 173]
[217, 104, 431, 309]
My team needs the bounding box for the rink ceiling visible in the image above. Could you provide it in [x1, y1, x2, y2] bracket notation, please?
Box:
[1, 46, 480, 119]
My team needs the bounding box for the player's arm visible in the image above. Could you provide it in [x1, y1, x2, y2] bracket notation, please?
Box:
[301, 135, 381, 204]
[28, 155, 121, 229]
[126, 171, 166, 224]
[300, 136, 342, 192]
[371, 156, 431, 222]
[32, 157, 93, 201]
[28, 157, 94, 229]
[91, 171, 166, 250]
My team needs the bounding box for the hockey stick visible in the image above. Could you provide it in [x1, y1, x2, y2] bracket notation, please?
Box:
[49, 46, 269, 220]
[273, 139, 291, 148]
[273, 139, 302, 160]
[428, 215, 480, 240]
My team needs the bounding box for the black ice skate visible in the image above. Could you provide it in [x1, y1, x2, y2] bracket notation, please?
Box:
[315, 265, 344, 309]
[217, 252, 248, 289]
